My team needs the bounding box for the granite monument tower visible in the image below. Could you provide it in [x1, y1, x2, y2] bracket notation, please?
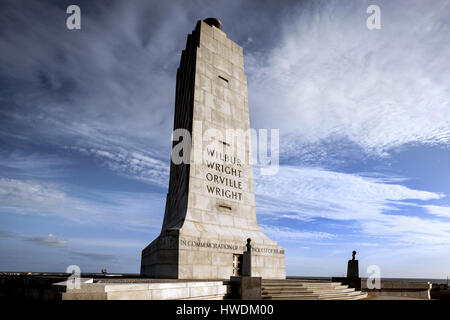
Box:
[141, 18, 286, 280]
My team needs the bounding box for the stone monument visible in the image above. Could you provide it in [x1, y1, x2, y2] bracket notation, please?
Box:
[140, 18, 286, 279]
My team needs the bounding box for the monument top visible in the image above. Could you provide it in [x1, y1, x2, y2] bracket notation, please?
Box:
[203, 17, 223, 30]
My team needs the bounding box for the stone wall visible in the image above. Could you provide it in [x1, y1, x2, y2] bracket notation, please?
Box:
[362, 280, 432, 299]
[56, 280, 230, 300]
[0, 274, 231, 300]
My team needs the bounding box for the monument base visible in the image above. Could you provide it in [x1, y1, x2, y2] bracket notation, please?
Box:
[141, 230, 180, 279]
[141, 226, 286, 280]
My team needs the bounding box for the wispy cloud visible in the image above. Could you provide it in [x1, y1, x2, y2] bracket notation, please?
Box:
[255, 166, 443, 220]
[0, 228, 145, 251]
[24, 234, 67, 247]
[247, 0, 450, 157]
[67, 146, 169, 187]
[0, 230, 15, 238]
[255, 165, 450, 245]
[0, 178, 165, 228]
[0, 229, 66, 247]
[0, 229, 127, 264]
[0, 0, 187, 185]
[260, 224, 335, 242]
[361, 215, 450, 245]
[424, 205, 450, 219]
[0, 152, 72, 178]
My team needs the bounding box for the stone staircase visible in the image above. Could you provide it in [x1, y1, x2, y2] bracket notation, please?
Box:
[262, 279, 367, 300]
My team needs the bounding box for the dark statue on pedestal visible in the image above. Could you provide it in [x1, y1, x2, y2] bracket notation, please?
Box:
[243, 238, 252, 276]
[331, 250, 362, 291]
[346, 250, 361, 290]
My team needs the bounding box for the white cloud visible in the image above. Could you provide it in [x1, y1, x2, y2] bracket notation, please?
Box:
[247, 0, 450, 157]
[424, 205, 450, 219]
[0, 0, 188, 185]
[255, 165, 450, 245]
[361, 215, 450, 245]
[0, 229, 145, 266]
[0, 178, 165, 228]
[0, 153, 72, 178]
[352, 242, 379, 247]
[259, 224, 335, 242]
[68, 146, 169, 187]
[68, 237, 143, 249]
[24, 234, 67, 247]
[255, 166, 442, 220]
[0, 229, 67, 247]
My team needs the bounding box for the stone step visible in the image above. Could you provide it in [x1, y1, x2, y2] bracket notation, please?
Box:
[319, 293, 368, 300]
[262, 285, 311, 289]
[263, 287, 312, 292]
[182, 294, 227, 300]
[262, 283, 346, 288]
[262, 293, 367, 300]
[312, 289, 362, 294]
[299, 283, 345, 287]
[260, 280, 367, 300]
[316, 291, 365, 297]
[263, 283, 345, 289]
[316, 291, 367, 298]
[318, 296, 364, 300]
[262, 279, 332, 283]
[307, 287, 355, 292]
[302, 286, 350, 290]
[309, 290, 356, 295]
[303, 286, 350, 291]
[272, 279, 331, 283]
[261, 288, 312, 294]
[263, 294, 321, 300]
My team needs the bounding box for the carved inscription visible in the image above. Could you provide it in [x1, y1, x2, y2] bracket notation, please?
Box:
[205, 148, 243, 201]
[180, 239, 285, 255]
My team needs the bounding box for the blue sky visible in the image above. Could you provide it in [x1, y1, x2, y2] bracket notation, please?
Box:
[1, 0, 450, 278]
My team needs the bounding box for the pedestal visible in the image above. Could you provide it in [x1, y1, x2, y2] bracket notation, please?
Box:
[347, 259, 359, 278]
[332, 259, 361, 291]
[242, 251, 251, 277]
[230, 276, 261, 300]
